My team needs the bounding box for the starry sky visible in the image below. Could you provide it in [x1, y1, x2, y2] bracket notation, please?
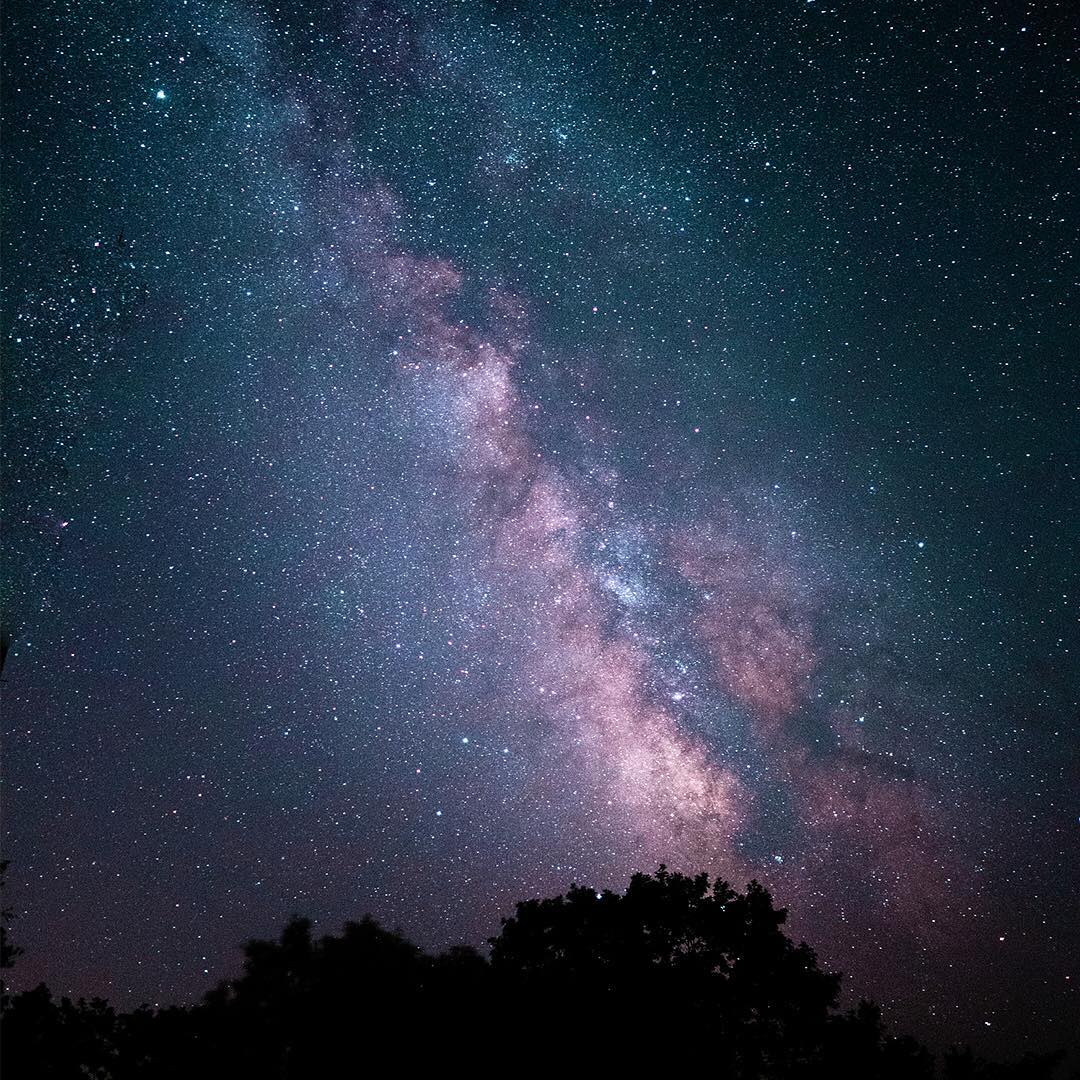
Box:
[2, 0, 1077, 1056]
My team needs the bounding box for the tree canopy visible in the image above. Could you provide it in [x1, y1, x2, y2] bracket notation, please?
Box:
[0, 867, 1068, 1079]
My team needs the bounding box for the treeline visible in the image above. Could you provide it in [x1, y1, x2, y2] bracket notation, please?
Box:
[0, 867, 1069, 1078]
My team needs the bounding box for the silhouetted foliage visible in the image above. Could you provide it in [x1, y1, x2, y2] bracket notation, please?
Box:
[0, 867, 1070, 1078]
[1, 860, 23, 994]
[492, 869, 844, 1072]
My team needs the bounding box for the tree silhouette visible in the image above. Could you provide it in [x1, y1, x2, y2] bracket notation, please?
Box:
[489, 867, 935, 1076]
[0, 867, 1071, 1078]
[0, 860, 23, 994]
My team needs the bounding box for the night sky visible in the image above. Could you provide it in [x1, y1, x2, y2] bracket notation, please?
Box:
[2, 0, 1077, 1056]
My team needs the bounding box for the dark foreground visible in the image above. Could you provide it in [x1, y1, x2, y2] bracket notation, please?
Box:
[1, 868, 1070, 1078]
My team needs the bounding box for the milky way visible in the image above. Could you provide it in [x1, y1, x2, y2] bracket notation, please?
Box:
[336, 183, 960, 995]
[2, 0, 1077, 1057]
